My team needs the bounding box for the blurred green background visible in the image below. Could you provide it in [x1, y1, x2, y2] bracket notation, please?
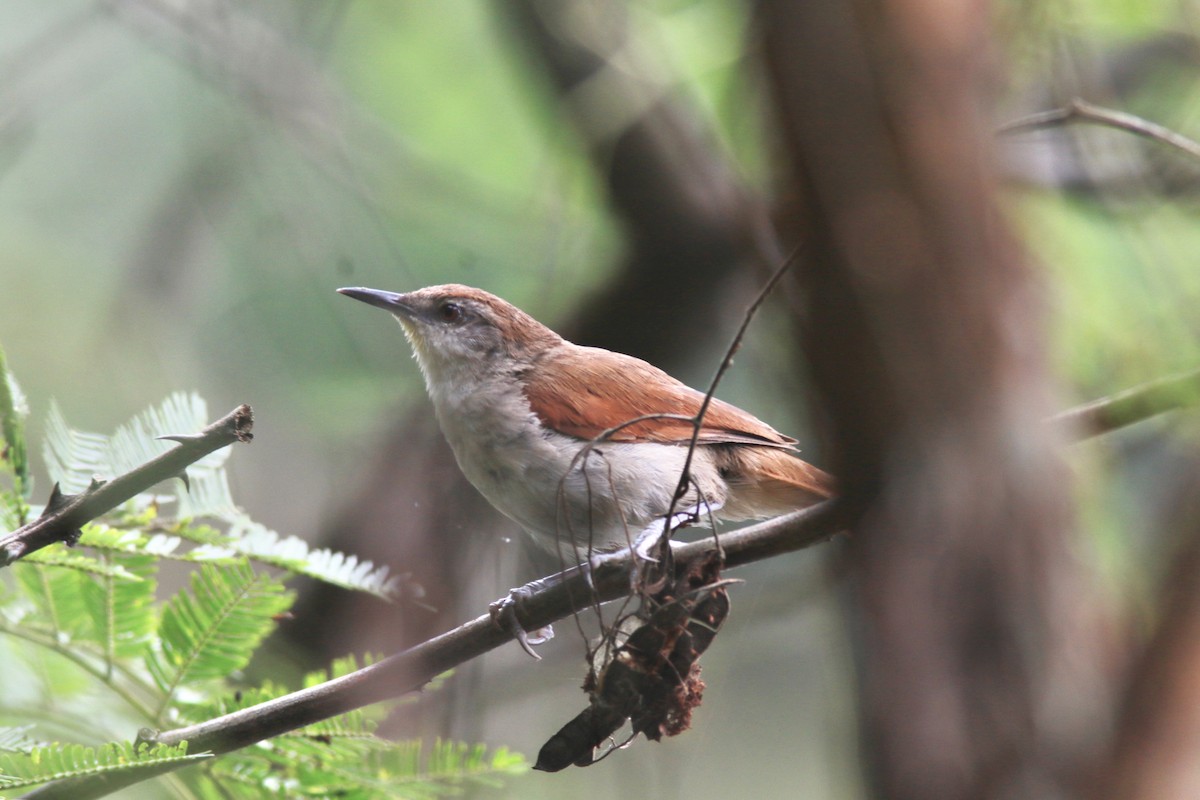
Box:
[2, 0, 1200, 798]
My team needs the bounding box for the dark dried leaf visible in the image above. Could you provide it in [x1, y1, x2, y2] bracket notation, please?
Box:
[535, 551, 731, 770]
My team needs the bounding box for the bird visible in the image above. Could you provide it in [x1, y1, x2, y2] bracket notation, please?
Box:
[337, 284, 834, 561]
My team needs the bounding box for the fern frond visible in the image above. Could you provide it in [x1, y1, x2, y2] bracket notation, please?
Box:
[305, 653, 380, 686]
[20, 548, 144, 582]
[0, 725, 38, 754]
[42, 401, 110, 496]
[224, 516, 400, 601]
[188, 765, 288, 800]
[75, 524, 150, 553]
[147, 563, 293, 715]
[42, 393, 228, 506]
[79, 551, 158, 663]
[78, 524, 236, 566]
[0, 343, 31, 505]
[204, 737, 526, 800]
[420, 739, 528, 785]
[13, 564, 94, 642]
[175, 467, 237, 519]
[11, 529, 159, 663]
[0, 740, 207, 790]
[106, 393, 214, 476]
[169, 517, 401, 600]
[358, 739, 528, 794]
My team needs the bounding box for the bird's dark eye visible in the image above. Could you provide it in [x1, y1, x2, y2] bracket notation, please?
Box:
[437, 301, 464, 323]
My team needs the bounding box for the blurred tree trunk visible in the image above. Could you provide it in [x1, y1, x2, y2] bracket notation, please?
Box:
[758, 1, 1113, 798]
[1103, 462, 1200, 800]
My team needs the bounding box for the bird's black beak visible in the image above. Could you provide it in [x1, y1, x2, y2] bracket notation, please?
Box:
[337, 287, 415, 318]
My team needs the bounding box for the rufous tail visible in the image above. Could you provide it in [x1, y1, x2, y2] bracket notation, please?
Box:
[717, 446, 835, 520]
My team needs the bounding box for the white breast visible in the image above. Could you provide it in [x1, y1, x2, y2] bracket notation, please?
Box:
[424, 369, 725, 552]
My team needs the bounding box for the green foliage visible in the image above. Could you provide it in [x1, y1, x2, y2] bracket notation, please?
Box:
[0, 741, 208, 791]
[171, 660, 523, 799]
[147, 563, 293, 718]
[199, 737, 527, 800]
[0, 342, 30, 525]
[0, 394, 528, 797]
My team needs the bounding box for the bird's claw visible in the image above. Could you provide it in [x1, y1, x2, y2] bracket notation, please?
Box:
[490, 586, 554, 660]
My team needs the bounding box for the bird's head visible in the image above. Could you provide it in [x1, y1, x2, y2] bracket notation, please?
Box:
[337, 284, 561, 382]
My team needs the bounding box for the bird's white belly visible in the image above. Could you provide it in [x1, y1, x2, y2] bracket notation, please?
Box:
[428, 374, 722, 551]
[450, 422, 714, 550]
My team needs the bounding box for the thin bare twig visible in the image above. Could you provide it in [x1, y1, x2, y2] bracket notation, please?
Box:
[999, 97, 1200, 163]
[656, 248, 799, 557]
[1052, 368, 1200, 437]
[25, 367, 1200, 799]
[0, 405, 253, 567]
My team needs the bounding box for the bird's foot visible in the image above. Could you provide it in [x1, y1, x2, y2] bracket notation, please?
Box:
[490, 584, 555, 660]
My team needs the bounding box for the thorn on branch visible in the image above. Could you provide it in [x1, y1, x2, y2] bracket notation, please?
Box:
[0, 404, 254, 569]
[40, 483, 73, 517]
[157, 434, 202, 444]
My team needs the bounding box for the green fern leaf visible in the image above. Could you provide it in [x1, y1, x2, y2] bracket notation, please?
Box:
[76, 523, 236, 566]
[0, 740, 208, 790]
[371, 739, 528, 792]
[42, 401, 109, 496]
[107, 393, 216, 475]
[75, 524, 150, 553]
[171, 517, 401, 600]
[305, 654, 381, 686]
[79, 551, 158, 663]
[11, 529, 158, 661]
[20, 548, 144, 582]
[13, 564, 94, 643]
[223, 516, 400, 600]
[147, 563, 293, 715]
[0, 343, 31, 505]
[0, 726, 38, 754]
[42, 393, 230, 506]
[175, 467, 238, 519]
[205, 738, 527, 800]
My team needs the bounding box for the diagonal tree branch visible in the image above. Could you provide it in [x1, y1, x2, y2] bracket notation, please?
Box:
[23, 500, 847, 800]
[0, 404, 254, 567]
[24, 369, 1200, 800]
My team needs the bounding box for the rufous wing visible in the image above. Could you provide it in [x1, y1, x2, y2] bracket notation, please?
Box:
[522, 345, 797, 448]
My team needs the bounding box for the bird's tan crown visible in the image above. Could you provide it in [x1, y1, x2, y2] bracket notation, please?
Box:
[403, 284, 561, 353]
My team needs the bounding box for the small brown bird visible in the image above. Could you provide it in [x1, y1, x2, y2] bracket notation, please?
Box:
[338, 284, 833, 558]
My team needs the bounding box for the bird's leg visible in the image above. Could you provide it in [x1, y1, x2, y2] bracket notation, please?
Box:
[489, 558, 596, 659]
[632, 498, 723, 560]
[629, 498, 723, 589]
[492, 496, 724, 656]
